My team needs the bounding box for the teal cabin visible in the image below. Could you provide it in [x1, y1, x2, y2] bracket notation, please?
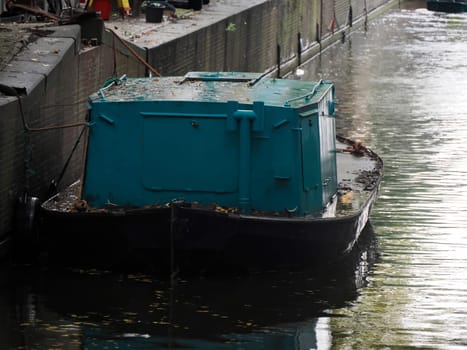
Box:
[82, 72, 337, 216]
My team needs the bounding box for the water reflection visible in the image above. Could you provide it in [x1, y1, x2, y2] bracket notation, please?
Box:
[300, 5, 467, 348]
[1, 225, 378, 349]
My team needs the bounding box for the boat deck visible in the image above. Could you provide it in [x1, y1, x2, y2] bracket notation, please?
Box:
[332, 137, 382, 218]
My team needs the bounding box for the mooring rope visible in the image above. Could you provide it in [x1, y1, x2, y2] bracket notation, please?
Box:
[105, 27, 161, 77]
[19, 98, 88, 132]
[0, 83, 88, 132]
[48, 125, 87, 196]
[0, 84, 88, 193]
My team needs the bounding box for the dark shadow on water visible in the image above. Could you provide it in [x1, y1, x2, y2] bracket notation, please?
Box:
[1, 223, 380, 349]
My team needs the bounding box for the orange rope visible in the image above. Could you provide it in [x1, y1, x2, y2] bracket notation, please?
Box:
[106, 27, 161, 77]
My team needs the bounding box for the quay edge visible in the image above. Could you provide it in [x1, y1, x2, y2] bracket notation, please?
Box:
[0, 0, 399, 261]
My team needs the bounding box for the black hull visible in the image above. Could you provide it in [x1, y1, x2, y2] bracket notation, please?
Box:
[39, 187, 378, 270]
[427, 1, 467, 13]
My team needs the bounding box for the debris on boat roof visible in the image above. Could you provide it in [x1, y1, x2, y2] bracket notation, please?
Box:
[91, 74, 332, 107]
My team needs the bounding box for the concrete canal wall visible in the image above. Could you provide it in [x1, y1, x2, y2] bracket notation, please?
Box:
[101, 0, 397, 77]
[143, 0, 395, 76]
[0, 0, 399, 248]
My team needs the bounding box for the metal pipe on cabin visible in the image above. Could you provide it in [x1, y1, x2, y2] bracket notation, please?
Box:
[234, 109, 256, 213]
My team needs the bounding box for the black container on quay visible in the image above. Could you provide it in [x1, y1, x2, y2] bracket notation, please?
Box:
[146, 2, 164, 22]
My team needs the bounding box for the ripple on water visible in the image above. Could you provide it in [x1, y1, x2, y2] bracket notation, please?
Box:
[302, 7, 467, 349]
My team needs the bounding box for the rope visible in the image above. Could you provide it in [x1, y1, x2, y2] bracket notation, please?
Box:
[1, 85, 88, 194]
[40, 100, 89, 109]
[48, 125, 87, 196]
[0, 83, 88, 132]
[105, 27, 161, 77]
[16, 95, 87, 132]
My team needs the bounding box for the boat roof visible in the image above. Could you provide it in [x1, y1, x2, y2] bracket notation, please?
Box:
[91, 72, 333, 108]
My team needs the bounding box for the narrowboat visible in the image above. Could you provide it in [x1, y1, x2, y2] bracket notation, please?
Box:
[39, 72, 383, 269]
[427, 0, 467, 13]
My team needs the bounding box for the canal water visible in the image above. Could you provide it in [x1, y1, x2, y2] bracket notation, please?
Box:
[298, 1, 467, 348]
[3, 2, 467, 348]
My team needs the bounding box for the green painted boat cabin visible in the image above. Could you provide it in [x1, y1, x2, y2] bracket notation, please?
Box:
[83, 72, 337, 216]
